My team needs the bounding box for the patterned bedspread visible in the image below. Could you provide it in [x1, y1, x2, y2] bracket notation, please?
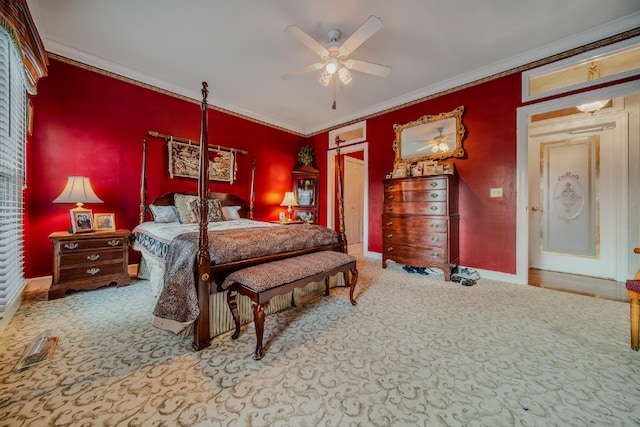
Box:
[133, 222, 340, 324]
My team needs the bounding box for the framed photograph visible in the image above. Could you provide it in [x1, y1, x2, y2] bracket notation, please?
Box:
[94, 213, 116, 232]
[392, 162, 407, 178]
[70, 209, 94, 233]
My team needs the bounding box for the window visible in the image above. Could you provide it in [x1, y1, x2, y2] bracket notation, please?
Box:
[0, 26, 27, 319]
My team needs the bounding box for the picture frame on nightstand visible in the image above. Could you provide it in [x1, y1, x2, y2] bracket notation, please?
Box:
[94, 213, 116, 232]
[70, 209, 94, 233]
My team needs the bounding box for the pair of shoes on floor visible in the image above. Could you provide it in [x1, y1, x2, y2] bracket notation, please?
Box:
[402, 265, 429, 275]
[451, 275, 476, 286]
[453, 267, 480, 280]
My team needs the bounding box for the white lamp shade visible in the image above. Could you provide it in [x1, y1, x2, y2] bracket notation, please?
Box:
[280, 192, 299, 207]
[53, 176, 103, 206]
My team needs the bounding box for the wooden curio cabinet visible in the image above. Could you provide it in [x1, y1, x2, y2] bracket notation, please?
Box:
[292, 165, 319, 224]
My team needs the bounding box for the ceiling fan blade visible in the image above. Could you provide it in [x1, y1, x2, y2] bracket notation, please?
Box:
[285, 25, 329, 58]
[338, 15, 383, 57]
[344, 59, 391, 77]
[281, 63, 324, 80]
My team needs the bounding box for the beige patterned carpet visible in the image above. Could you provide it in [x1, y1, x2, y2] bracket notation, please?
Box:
[1, 258, 639, 426]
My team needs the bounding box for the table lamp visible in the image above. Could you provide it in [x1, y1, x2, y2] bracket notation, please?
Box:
[53, 176, 103, 232]
[280, 191, 299, 223]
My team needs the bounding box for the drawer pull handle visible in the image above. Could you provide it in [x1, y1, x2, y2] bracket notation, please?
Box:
[87, 254, 100, 261]
[430, 193, 438, 199]
[107, 240, 121, 247]
[388, 185, 394, 190]
[387, 247, 394, 252]
[430, 206, 438, 211]
[388, 206, 393, 211]
[430, 224, 439, 229]
[431, 237, 439, 243]
[87, 268, 101, 275]
[430, 182, 438, 187]
[388, 195, 394, 200]
[64, 243, 79, 250]
[432, 253, 439, 258]
[387, 233, 393, 239]
[386, 221, 393, 226]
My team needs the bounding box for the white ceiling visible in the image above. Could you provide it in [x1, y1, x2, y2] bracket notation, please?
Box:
[27, 1, 640, 135]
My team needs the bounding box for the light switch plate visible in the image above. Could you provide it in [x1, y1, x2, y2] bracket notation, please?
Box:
[490, 187, 503, 198]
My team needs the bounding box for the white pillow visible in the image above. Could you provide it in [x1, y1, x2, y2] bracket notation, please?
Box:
[149, 205, 179, 223]
[221, 205, 241, 220]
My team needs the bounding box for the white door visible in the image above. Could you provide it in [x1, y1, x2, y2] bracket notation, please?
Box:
[344, 156, 364, 244]
[528, 111, 626, 279]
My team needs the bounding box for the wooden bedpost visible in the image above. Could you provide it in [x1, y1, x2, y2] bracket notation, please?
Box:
[336, 137, 347, 253]
[249, 158, 256, 220]
[193, 82, 212, 351]
[139, 138, 147, 224]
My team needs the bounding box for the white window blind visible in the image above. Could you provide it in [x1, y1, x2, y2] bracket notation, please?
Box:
[0, 26, 27, 319]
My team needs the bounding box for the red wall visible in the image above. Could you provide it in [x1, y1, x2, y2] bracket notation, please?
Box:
[25, 58, 305, 278]
[308, 73, 521, 274]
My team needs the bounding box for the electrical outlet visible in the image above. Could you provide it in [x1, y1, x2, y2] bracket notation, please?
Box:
[490, 187, 503, 198]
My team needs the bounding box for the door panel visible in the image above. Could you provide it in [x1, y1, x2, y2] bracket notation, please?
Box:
[344, 156, 364, 244]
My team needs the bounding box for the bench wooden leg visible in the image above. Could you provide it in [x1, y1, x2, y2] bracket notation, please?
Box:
[349, 267, 359, 306]
[324, 276, 330, 296]
[630, 290, 640, 351]
[252, 301, 269, 360]
[227, 288, 241, 340]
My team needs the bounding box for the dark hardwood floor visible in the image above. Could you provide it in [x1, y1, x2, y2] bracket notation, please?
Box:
[528, 269, 629, 302]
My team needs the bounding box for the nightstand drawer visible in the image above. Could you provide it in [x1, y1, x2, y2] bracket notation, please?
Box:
[58, 261, 126, 282]
[58, 249, 124, 267]
[58, 237, 126, 253]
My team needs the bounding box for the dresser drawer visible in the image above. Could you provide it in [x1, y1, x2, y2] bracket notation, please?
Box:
[383, 242, 448, 265]
[383, 216, 448, 232]
[58, 248, 125, 268]
[384, 189, 447, 203]
[57, 260, 126, 282]
[58, 237, 127, 253]
[383, 229, 448, 249]
[384, 201, 447, 215]
[384, 177, 447, 192]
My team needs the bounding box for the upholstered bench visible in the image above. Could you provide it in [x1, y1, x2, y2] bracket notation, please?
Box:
[222, 250, 358, 360]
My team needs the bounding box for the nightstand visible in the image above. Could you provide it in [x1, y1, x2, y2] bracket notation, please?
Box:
[48, 229, 131, 299]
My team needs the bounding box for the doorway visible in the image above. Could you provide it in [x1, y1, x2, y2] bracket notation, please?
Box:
[326, 142, 369, 258]
[516, 80, 640, 285]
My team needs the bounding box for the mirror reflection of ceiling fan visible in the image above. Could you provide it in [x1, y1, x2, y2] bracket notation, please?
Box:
[281, 15, 391, 108]
[416, 127, 453, 153]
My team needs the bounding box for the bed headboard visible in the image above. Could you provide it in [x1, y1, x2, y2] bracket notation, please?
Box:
[149, 192, 250, 219]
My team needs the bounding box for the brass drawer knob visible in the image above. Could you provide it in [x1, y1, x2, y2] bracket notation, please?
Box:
[388, 206, 393, 211]
[387, 247, 394, 252]
[430, 182, 438, 187]
[387, 195, 394, 200]
[387, 233, 393, 239]
[430, 224, 439, 229]
[64, 243, 79, 250]
[386, 221, 393, 226]
[430, 206, 438, 211]
[431, 253, 439, 258]
[107, 240, 121, 247]
[87, 254, 100, 261]
[431, 237, 439, 243]
[430, 193, 438, 199]
[87, 268, 101, 275]
[387, 185, 394, 190]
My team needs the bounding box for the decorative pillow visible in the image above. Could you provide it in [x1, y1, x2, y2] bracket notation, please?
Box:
[222, 205, 242, 220]
[189, 198, 226, 223]
[174, 194, 199, 223]
[149, 204, 179, 223]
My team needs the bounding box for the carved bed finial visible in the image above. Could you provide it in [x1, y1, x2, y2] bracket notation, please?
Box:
[201, 82, 209, 104]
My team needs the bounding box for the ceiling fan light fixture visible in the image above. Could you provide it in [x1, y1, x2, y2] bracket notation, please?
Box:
[338, 67, 352, 85]
[325, 60, 338, 75]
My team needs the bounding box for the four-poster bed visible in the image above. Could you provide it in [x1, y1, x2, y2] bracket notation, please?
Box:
[132, 82, 350, 351]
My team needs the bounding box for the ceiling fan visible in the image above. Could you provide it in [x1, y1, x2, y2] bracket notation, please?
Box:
[281, 15, 391, 106]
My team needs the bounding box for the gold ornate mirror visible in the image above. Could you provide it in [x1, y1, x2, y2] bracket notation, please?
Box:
[393, 106, 466, 164]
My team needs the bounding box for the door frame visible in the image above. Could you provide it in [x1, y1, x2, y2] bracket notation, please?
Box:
[515, 79, 640, 284]
[326, 142, 369, 255]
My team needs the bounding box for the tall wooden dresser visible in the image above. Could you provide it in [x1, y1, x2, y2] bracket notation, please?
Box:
[382, 175, 459, 280]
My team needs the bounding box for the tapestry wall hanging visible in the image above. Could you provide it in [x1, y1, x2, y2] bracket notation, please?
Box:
[168, 140, 235, 183]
